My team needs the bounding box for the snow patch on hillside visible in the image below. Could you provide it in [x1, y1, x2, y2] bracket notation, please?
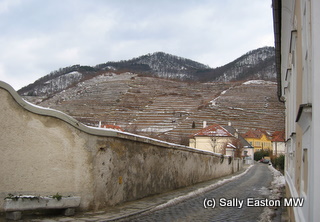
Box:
[40, 72, 136, 104]
[243, 80, 276, 85]
[23, 71, 83, 96]
[141, 127, 174, 133]
[209, 86, 234, 107]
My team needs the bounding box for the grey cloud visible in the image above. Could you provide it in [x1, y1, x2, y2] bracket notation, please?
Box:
[0, 0, 274, 90]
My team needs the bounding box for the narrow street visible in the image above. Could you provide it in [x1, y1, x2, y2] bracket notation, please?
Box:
[0, 164, 276, 222]
[128, 163, 273, 222]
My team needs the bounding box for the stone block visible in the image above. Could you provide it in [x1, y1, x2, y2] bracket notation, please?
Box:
[4, 196, 81, 211]
[6, 211, 22, 220]
[64, 208, 76, 216]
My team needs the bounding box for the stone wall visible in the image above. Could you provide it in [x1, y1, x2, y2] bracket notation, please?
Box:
[0, 81, 243, 212]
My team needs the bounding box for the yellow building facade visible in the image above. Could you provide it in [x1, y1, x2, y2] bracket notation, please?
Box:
[242, 129, 272, 152]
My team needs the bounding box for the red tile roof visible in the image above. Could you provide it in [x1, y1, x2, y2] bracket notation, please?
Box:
[242, 130, 259, 138]
[242, 129, 271, 140]
[193, 123, 233, 137]
[272, 130, 285, 142]
[101, 124, 124, 131]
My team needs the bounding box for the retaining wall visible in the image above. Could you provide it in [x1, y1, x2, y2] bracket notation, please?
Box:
[0, 81, 243, 212]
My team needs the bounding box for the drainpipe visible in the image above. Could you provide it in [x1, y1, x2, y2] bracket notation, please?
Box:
[272, 0, 284, 103]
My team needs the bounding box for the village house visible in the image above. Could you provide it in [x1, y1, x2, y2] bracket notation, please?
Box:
[242, 129, 273, 152]
[223, 123, 254, 164]
[189, 122, 236, 155]
[242, 129, 286, 157]
[189, 122, 253, 162]
[271, 130, 285, 156]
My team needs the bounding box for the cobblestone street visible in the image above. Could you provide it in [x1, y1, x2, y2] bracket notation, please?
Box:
[0, 164, 277, 222]
[127, 163, 273, 222]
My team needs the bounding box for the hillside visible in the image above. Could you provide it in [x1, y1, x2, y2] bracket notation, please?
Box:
[19, 46, 283, 145]
[23, 73, 285, 145]
[96, 51, 210, 80]
[18, 47, 276, 97]
[196, 47, 276, 82]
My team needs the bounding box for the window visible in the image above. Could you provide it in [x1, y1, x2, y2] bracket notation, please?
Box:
[263, 142, 271, 148]
[302, 148, 308, 193]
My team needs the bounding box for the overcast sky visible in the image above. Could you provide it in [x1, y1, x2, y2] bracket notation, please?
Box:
[0, 0, 274, 90]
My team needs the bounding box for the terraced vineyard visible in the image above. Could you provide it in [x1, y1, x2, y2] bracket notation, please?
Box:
[23, 73, 285, 145]
[164, 80, 285, 144]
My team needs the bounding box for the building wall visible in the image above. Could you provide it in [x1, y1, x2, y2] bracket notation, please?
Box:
[274, 0, 320, 221]
[245, 135, 272, 152]
[311, 1, 320, 221]
[243, 147, 254, 164]
[189, 136, 234, 154]
[0, 82, 243, 212]
[272, 142, 285, 156]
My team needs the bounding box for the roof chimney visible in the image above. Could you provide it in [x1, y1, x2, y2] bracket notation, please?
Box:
[235, 129, 239, 138]
[203, 121, 207, 128]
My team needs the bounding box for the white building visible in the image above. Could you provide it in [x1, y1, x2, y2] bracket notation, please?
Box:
[272, 130, 286, 156]
[189, 122, 253, 162]
[189, 123, 236, 154]
[272, 0, 320, 221]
